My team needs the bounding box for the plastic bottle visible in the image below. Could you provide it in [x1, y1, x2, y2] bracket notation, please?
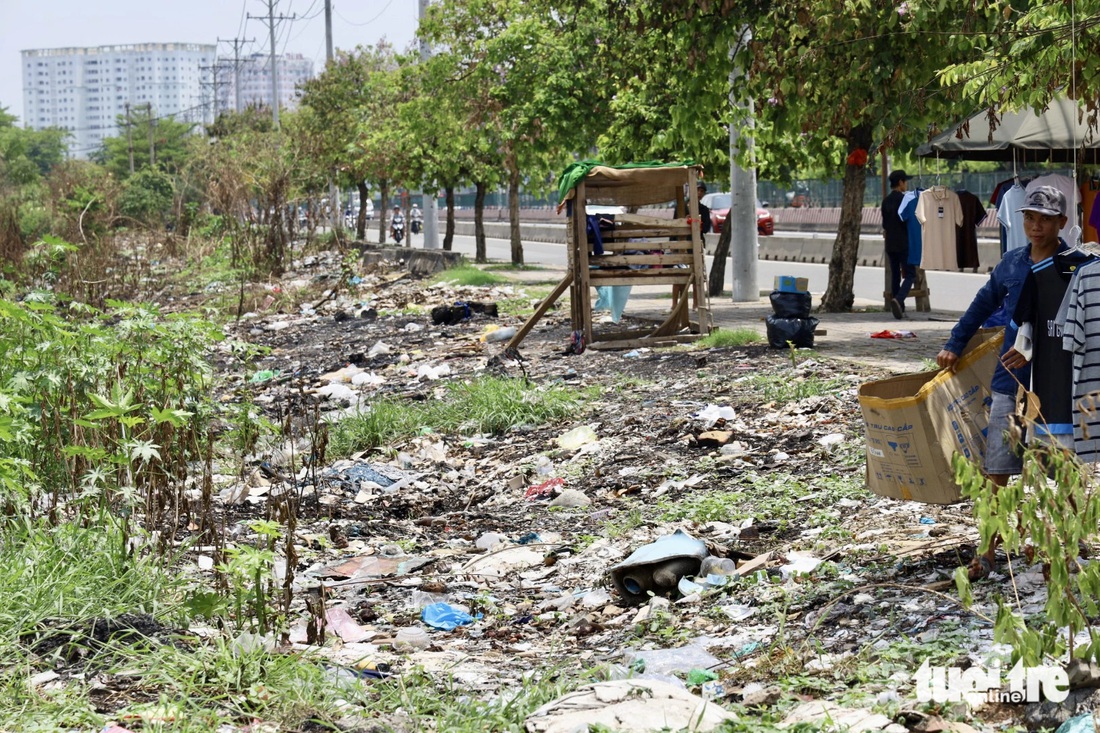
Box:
[393, 626, 430, 650]
[700, 556, 738, 577]
[484, 326, 517, 343]
[535, 455, 555, 477]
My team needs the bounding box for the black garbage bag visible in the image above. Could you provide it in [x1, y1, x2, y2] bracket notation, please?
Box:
[766, 315, 819, 349]
[769, 290, 812, 319]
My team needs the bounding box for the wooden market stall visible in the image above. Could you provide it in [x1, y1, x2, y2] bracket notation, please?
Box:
[507, 163, 713, 351]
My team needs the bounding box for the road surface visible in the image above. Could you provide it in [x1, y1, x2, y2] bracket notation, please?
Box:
[433, 232, 988, 314]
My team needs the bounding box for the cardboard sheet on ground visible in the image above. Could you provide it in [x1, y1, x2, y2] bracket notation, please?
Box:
[317, 555, 433, 579]
[524, 679, 735, 733]
[780, 700, 901, 732]
[858, 329, 1003, 504]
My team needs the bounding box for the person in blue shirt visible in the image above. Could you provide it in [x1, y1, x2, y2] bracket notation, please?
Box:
[936, 186, 1071, 579]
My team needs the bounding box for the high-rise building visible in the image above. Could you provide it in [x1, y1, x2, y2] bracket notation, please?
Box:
[21, 43, 216, 159]
[214, 53, 313, 116]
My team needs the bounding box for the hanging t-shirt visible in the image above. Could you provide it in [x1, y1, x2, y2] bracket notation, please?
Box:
[1082, 181, 1100, 244]
[1014, 248, 1095, 441]
[1027, 173, 1081, 244]
[898, 189, 923, 266]
[915, 186, 963, 270]
[955, 190, 986, 269]
[989, 178, 1015, 255]
[1060, 260, 1100, 461]
[997, 184, 1029, 252]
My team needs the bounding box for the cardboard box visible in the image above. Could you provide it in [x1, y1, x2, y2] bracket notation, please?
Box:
[858, 330, 1003, 504]
[774, 275, 809, 293]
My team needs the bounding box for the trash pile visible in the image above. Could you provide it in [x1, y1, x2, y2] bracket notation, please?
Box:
[156, 251, 1083, 731]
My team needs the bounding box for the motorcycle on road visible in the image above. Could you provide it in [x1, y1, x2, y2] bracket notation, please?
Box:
[390, 209, 406, 245]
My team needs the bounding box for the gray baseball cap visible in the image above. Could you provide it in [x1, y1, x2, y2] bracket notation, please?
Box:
[1018, 186, 1067, 217]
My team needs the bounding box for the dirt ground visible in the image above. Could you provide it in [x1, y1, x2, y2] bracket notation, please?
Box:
[179, 250, 1073, 732]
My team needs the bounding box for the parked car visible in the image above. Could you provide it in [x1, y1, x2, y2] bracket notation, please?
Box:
[700, 192, 774, 236]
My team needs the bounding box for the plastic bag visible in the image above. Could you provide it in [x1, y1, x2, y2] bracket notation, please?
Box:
[421, 603, 475, 631]
[765, 315, 818, 349]
[769, 290, 812, 319]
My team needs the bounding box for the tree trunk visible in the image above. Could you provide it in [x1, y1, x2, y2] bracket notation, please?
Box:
[443, 186, 455, 251]
[378, 180, 389, 244]
[356, 181, 369, 240]
[820, 126, 872, 312]
[508, 163, 523, 265]
[474, 181, 487, 263]
[708, 223, 733, 297]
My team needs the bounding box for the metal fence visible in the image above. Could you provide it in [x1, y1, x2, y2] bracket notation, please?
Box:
[370, 168, 1074, 212]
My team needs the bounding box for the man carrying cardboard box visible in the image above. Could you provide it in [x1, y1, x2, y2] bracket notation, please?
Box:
[936, 186, 1076, 579]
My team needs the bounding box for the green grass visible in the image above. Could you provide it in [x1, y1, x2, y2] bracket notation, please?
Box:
[0, 518, 187, 649]
[695, 327, 765, 348]
[738, 372, 852, 404]
[483, 263, 548, 272]
[329, 375, 596, 456]
[0, 516, 597, 732]
[430, 264, 509, 287]
[496, 285, 557, 318]
[657, 470, 869, 531]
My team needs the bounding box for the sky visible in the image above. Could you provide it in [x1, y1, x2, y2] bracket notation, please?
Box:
[0, 0, 420, 125]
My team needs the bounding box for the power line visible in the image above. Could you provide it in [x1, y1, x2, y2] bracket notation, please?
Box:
[218, 36, 256, 113]
[333, 1, 396, 27]
[248, 0, 297, 127]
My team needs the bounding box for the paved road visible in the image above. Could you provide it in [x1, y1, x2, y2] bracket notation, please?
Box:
[435, 232, 987, 314]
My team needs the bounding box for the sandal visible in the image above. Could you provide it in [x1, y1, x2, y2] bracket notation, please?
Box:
[967, 555, 995, 581]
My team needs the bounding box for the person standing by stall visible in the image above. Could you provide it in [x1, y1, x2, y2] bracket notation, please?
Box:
[882, 170, 915, 319]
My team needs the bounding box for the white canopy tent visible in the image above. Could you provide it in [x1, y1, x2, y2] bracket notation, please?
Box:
[917, 98, 1100, 163]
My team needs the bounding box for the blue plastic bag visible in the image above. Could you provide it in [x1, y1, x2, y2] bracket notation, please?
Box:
[421, 603, 475, 631]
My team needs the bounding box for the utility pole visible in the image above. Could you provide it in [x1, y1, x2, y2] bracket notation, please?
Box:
[323, 0, 342, 232]
[728, 27, 758, 302]
[199, 63, 227, 124]
[147, 103, 156, 167]
[324, 0, 333, 62]
[125, 102, 134, 174]
[218, 37, 254, 113]
[248, 0, 295, 128]
[418, 0, 440, 249]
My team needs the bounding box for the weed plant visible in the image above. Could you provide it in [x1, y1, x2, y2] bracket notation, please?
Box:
[0, 295, 226, 530]
[0, 519, 186, 654]
[330, 376, 593, 456]
[695, 328, 765, 348]
[954, 438, 1100, 666]
[738, 372, 851, 404]
[430, 264, 507, 287]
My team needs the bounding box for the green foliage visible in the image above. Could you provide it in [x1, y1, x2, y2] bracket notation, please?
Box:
[118, 167, 175, 227]
[329, 376, 593, 456]
[218, 520, 284, 634]
[0, 107, 67, 186]
[738, 372, 851, 404]
[954, 443, 1100, 665]
[0, 518, 186, 655]
[93, 105, 196, 180]
[938, 2, 1096, 113]
[430, 264, 506, 287]
[695, 328, 765, 349]
[0, 292, 224, 526]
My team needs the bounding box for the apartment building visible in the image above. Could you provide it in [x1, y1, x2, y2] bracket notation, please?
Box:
[21, 43, 216, 158]
[214, 53, 313, 115]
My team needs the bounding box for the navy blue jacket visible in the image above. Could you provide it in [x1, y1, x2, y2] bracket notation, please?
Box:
[943, 243, 1070, 395]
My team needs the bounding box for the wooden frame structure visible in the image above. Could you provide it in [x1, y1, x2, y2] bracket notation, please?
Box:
[507, 164, 713, 351]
